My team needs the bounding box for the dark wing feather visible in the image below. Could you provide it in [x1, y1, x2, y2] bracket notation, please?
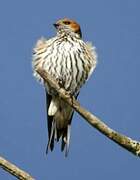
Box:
[45, 89, 54, 152]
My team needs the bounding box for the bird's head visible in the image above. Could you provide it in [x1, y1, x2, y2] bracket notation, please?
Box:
[53, 18, 82, 38]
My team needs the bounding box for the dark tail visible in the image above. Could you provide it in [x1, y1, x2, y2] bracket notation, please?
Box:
[45, 90, 78, 156]
[46, 90, 72, 156]
[46, 119, 71, 157]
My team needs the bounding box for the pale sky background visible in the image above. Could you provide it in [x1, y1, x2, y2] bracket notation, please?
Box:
[0, 0, 140, 179]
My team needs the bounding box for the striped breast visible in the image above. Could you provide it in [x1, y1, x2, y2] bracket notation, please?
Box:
[32, 36, 97, 95]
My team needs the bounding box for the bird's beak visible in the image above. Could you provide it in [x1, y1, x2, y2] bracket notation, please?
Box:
[53, 23, 59, 29]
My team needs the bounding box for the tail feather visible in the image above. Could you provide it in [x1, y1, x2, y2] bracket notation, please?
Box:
[45, 90, 79, 156]
[66, 124, 71, 156]
[46, 120, 55, 153]
[61, 128, 68, 153]
[46, 121, 70, 156]
[61, 124, 71, 157]
[61, 137, 66, 152]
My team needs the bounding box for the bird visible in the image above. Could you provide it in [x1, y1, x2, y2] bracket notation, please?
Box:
[32, 18, 97, 156]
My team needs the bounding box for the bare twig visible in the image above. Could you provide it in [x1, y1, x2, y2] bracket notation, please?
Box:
[0, 156, 35, 180]
[37, 68, 140, 157]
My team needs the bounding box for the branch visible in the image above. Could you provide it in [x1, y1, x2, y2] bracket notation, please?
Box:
[0, 156, 35, 180]
[37, 68, 140, 157]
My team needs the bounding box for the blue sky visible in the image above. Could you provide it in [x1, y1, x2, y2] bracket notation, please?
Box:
[0, 0, 140, 179]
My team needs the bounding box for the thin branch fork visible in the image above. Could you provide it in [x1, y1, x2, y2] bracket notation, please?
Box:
[0, 156, 35, 180]
[37, 68, 140, 157]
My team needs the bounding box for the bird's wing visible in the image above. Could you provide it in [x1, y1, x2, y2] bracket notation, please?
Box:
[45, 89, 55, 152]
[85, 41, 97, 79]
[32, 37, 48, 83]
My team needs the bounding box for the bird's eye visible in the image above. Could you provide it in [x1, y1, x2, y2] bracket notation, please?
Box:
[63, 21, 71, 25]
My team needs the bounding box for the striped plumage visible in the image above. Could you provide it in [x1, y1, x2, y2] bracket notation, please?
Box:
[32, 18, 97, 156]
